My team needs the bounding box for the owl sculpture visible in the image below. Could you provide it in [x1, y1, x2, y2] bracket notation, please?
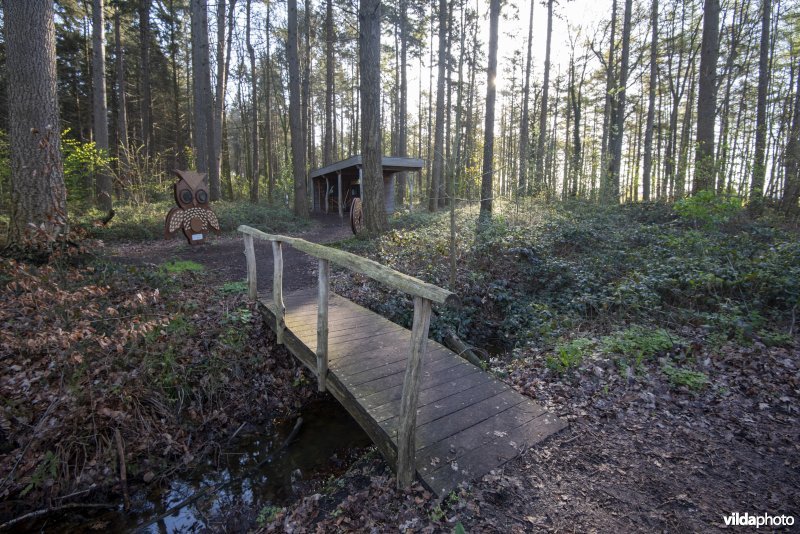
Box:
[164, 169, 221, 245]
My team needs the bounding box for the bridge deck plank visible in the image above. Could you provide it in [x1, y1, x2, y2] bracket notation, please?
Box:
[258, 288, 565, 495]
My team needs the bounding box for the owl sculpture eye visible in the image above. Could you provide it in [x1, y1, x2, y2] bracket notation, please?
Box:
[196, 190, 208, 204]
[180, 189, 193, 205]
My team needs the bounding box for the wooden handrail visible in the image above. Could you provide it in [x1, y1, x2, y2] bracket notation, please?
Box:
[237, 225, 459, 307]
[238, 224, 456, 488]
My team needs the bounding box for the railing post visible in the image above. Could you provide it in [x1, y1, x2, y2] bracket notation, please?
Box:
[396, 296, 432, 488]
[243, 234, 257, 301]
[272, 240, 285, 344]
[317, 259, 330, 391]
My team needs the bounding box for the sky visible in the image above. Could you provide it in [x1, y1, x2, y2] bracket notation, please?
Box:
[405, 0, 616, 126]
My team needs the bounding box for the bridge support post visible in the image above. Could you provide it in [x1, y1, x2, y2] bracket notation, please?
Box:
[316, 258, 330, 391]
[272, 240, 285, 344]
[244, 234, 257, 300]
[396, 296, 433, 488]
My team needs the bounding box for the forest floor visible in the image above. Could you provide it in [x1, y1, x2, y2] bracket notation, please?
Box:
[1, 199, 798, 532]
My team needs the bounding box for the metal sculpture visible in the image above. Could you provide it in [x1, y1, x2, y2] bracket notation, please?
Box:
[164, 169, 221, 244]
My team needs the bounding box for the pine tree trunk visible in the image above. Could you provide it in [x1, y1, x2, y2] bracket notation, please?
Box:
[600, 0, 617, 199]
[213, 0, 236, 200]
[139, 0, 153, 155]
[605, 0, 631, 204]
[750, 0, 771, 210]
[693, 0, 720, 194]
[534, 0, 553, 195]
[288, 0, 309, 216]
[642, 0, 658, 201]
[4, 0, 68, 246]
[114, 6, 129, 163]
[397, 0, 408, 207]
[428, 0, 447, 212]
[246, 0, 260, 202]
[324, 0, 334, 166]
[92, 0, 112, 210]
[479, 0, 500, 222]
[518, 0, 534, 196]
[783, 57, 800, 214]
[359, 0, 386, 232]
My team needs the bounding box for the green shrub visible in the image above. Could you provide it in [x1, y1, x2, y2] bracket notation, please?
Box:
[674, 190, 743, 227]
[602, 326, 677, 370]
[547, 338, 594, 373]
[662, 365, 709, 391]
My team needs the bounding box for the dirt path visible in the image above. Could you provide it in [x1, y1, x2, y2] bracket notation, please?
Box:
[106, 213, 353, 293]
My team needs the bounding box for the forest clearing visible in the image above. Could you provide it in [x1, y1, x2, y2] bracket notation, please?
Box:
[1, 0, 799, 531]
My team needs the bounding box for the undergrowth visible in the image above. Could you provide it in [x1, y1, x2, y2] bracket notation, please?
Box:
[333, 200, 799, 355]
[0, 249, 315, 514]
[72, 199, 307, 241]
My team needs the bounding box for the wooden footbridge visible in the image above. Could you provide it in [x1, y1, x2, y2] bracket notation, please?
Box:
[238, 225, 566, 495]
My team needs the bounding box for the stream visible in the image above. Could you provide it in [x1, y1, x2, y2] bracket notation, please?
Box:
[16, 400, 371, 533]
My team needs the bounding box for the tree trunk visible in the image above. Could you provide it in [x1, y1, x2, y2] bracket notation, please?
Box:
[288, 0, 309, 216]
[750, 0, 770, 210]
[605, 0, 631, 204]
[693, 0, 720, 194]
[139, 0, 153, 155]
[359, 0, 386, 232]
[324, 0, 335, 166]
[113, 6, 129, 164]
[600, 0, 618, 199]
[783, 56, 800, 214]
[534, 0, 553, 195]
[191, 0, 213, 179]
[303, 0, 313, 172]
[92, 0, 112, 211]
[265, 1, 276, 203]
[428, 0, 447, 212]
[4, 0, 68, 246]
[213, 0, 236, 200]
[642, 0, 658, 201]
[397, 0, 408, 207]
[518, 0, 534, 196]
[479, 0, 500, 223]
[247, 0, 260, 202]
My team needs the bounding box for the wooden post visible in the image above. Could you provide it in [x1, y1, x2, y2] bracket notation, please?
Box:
[325, 176, 330, 213]
[244, 234, 257, 300]
[396, 296, 432, 488]
[337, 171, 343, 219]
[317, 258, 330, 391]
[272, 240, 285, 344]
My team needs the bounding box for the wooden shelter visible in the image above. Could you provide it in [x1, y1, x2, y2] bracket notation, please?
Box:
[310, 156, 424, 218]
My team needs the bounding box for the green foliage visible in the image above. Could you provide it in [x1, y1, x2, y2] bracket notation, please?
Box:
[602, 326, 675, 358]
[75, 199, 308, 241]
[62, 129, 113, 207]
[454, 523, 467, 534]
[547, 338, 594, 373]
[429, 504, 446, 522]
[162, 260, 204, 273]
[662, 365, 709, 391]
[21, 450, 60, 497]
[335, 201, 799, 353]
[219, 280, 249, 294]
[257, 505, 282, 526]
[602, 326, 677, 370]
[674, 191, 743, 227]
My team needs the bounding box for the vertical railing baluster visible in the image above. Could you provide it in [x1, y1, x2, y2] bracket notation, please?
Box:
[317, 258, 330, 391]
[396, 296, 432, 488]
[272, 240, 285, 344]
[244, 234, 257, 301]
